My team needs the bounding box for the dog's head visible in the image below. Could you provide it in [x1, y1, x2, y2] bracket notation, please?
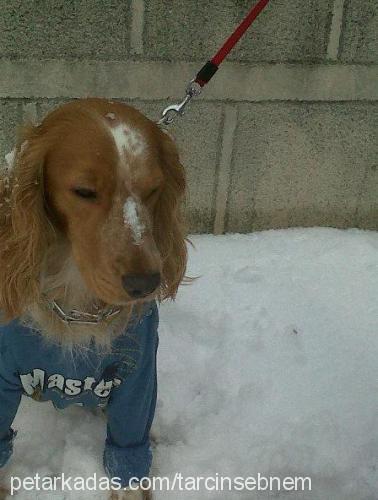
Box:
[0, 98, 187, 320]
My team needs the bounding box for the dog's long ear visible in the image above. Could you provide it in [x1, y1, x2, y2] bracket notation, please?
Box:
[0, 125, 55, 320]
[154, 130, 188, 300]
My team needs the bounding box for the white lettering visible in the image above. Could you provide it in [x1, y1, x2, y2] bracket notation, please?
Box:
[20, 369, 45, 395]
[47, 374, 65, 391]
[64, 379, 82, 396]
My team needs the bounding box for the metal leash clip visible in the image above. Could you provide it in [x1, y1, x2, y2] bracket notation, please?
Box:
[158, 80, 202, 127]
[157, 1, 271, 126]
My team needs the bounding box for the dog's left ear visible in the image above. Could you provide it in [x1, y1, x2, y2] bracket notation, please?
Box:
[153, 129, 188, 301]
[0, 125, 55, 320]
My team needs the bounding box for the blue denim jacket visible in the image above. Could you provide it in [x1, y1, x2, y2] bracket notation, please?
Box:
[0, 302, 158, 486]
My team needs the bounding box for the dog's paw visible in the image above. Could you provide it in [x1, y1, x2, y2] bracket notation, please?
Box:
[110, 486, 152, 499]
[0, 486, 10, 500]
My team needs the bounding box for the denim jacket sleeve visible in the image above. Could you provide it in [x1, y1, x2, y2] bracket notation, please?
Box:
[103, 304, 159, 487]
[0, 325, 22, 468]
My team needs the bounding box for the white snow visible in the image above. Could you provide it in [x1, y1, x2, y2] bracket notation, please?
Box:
[4, 228, 378, 499]
[4, 149, 16, 170]
[3, 141, 28, 171]
[105, 112, 116, 121]
[20, 141, 29, 156]
[123, 197, 145, 245]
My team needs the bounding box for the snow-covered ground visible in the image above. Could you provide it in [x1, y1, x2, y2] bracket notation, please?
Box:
[4, 228, 378, 499]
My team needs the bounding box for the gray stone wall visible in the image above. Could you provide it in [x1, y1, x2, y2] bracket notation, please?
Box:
[0, 0, 377, 233]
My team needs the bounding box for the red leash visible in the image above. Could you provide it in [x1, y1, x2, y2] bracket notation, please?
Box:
[196, 0, 271, 86]
[159, 0, 271, 125]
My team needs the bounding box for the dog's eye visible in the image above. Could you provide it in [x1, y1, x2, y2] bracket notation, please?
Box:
[72, 187, 98, 200]
[145, 188, 160, 201]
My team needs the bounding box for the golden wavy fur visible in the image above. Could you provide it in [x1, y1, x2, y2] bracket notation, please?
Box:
[0, 98, 187, 346]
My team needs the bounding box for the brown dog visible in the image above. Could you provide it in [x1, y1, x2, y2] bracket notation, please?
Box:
[0, 98, 188, 499]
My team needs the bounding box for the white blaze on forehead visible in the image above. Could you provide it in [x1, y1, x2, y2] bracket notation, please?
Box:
[123, 197, 145, 245]
[110, 123, 146, 158]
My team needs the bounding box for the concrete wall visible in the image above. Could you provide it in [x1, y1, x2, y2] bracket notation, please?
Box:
[0, 0, 377, 233]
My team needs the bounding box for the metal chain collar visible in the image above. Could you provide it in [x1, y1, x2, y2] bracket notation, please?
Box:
[45, 297, 122, 325]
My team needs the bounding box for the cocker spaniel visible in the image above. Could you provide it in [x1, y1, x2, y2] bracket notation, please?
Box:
[0, 98, 187, 499]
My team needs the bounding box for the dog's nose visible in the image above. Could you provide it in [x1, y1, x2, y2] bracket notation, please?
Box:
[122, 272, 161, 299]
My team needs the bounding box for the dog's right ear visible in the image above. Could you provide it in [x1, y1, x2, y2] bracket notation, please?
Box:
[0, 125, 55, 321]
